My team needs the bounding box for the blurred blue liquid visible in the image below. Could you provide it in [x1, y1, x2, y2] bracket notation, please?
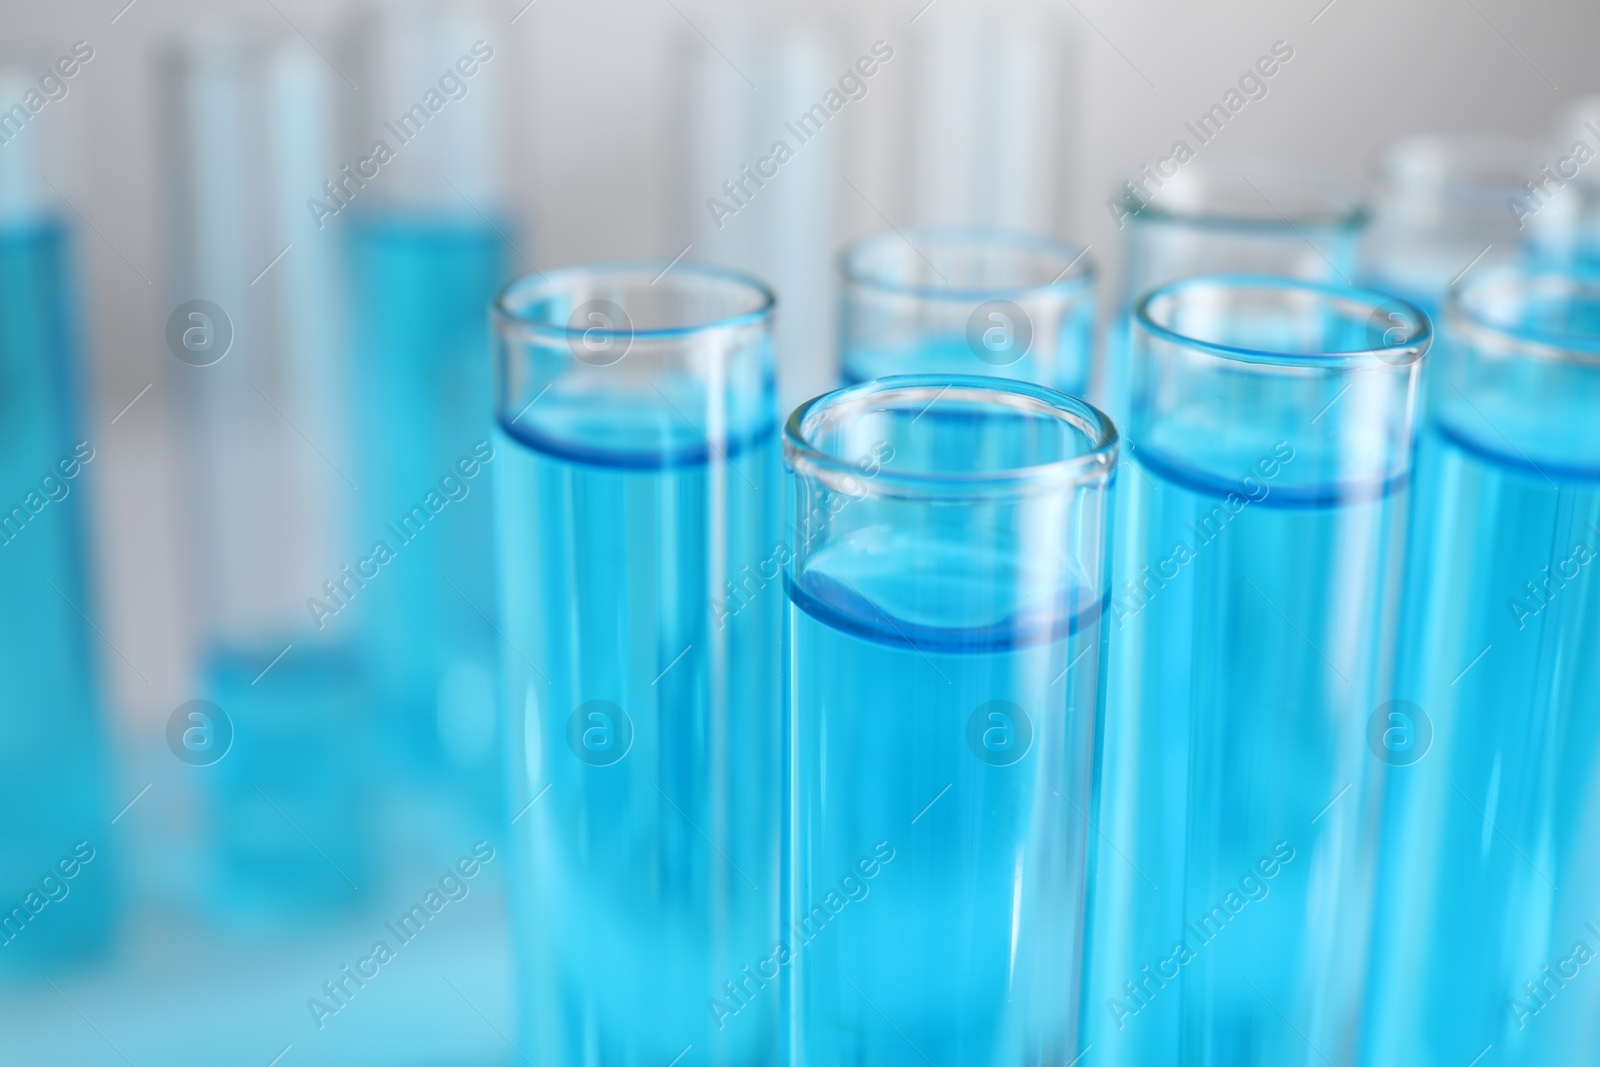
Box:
[787, 549, 1102, 1062]
[346, 211, 506, 792]
[200, 642, 372, 925]
[0, 217, 115, 977]
[496, 408, 782, 1064]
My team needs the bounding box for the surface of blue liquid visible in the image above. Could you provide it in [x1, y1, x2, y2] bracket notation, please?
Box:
[346, 212, 507, 784]
[1089, 446, 1399, 1067]
[788, 533, 1105, 1064]
[0, 219, 114, 976]
[843, 336, 1090, 396]
[497, 413, 782, 1065]
[200, 642, 373, 925]
[1361, 424, 1600, 1066]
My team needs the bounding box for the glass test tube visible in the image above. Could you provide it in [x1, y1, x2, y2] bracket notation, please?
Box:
[494, 264, 782, 1064]
[784, 376, 1116, 1063]
[1087, 277, 1428, 1066]
[1102, 153, 1367, 423]
[838, 227, 1095, 393]
[344, 2, 510, 789]
[1361, 270, 1600, 1066]
[0, 64, 114, 975]
[1362, 134, 1576, 318]
[1550, 97, 1600, 271]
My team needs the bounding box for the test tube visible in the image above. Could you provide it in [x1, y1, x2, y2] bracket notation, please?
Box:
[1549, 97, 1600, 270]
[1102, 153, 1367, 422]
[494, 263, 782, 1063]
[343, 2, 511, 789]
[0, 65, 114, 975]
[784, 376, 1116, 1063]
[838, 227, 1095, 393]
[1361, 269, 1600, 1066]
[1362, 134, 1575, 317]
[1088, 277, 1428, 1066]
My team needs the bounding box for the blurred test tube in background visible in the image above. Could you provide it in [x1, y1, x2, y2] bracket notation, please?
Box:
[341, 2, 511, 804]
[163, 29, 371, 923]
[1362, 134, 1577, 319]
[0, 60, 116, 976]
[1550, 97, 1600, 271]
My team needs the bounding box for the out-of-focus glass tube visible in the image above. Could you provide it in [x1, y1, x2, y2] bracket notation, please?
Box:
[1102, 154, 1367, 422]
[0, 64, 114, 976]
[1362, 270, 1600, 1066]
[494, 263, 781, 1064]
[1087, 277, 1428, 1066]
[785, 375, 1116, 1063]
[1362, 134, 1577, 318]
[343, 2, 510, 791]
[838, 227, 1095, 392]
[163, 32, 371, 923]
[1550, 97, 1600, 270]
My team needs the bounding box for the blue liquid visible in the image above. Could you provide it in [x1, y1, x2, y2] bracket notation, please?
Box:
[788, 533, 1105, 1063]
[201, 642, 373, 925]
[1361, 425, 1600, 1065]
[1089, 447, 1400, 1066]
[843, 336, 1090, 396]
[0, 219, 114, 976]
[346, 212, 507, 783]
[496, 410, 782, 1065]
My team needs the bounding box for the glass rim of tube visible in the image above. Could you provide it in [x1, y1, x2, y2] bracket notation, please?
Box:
[1113, 151, 1368, 232]
[1374, 132, 1559, 190]
[837, 226, 1095, 302]
[784, 373, 1117, 499]
[1134, 274, 1432, 369]
[1446, 267, 1600, 364]
[493, 259, 776, 342]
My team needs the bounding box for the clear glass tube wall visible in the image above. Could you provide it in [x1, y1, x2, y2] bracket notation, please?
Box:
[839, 227, 1096, 393]
[1362, 134, 1576, 318]
[1103, 153, 1367, 422]
[1087, 277, 1428, 1066]
[494, 263, 782, 1065]
[784, 375, 1116, 1063]
[1362, 270, 1600, 1065]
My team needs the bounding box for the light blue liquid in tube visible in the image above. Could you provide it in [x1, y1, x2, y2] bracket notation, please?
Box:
[347, 211, 507, 780]
[838, 227, 1095, 395]
[1087, 277, 1428, 1066]
[1361, 134, 1577, 322]
[785, 376, 1116, 1063]
[1361, 270, 1600, 1066]
[494, 263, 782, 1064]
[1102, 154, 1366, 424]
[0, 213, 114, 976]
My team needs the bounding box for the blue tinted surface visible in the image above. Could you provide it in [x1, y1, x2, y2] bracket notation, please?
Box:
[0, 219, 114, 976]
[1362, 425, 1600, 1066]
[842, 336, 1090, 395]
[1090, 446, 1398, 1066]
[788, 534, 1105, 1064]
[346, 212, 506, 785]
[496, 413, 782, 1065]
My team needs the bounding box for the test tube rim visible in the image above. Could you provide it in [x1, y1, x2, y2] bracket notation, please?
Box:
[494, 259, 776, 342]
[783, 374, 1117, 500]
[837, 225, 1096, 303]
[1133, 273, 1432, 370]
[1445, 266, 1600, 365]
[1112, 151, 1369, 233]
